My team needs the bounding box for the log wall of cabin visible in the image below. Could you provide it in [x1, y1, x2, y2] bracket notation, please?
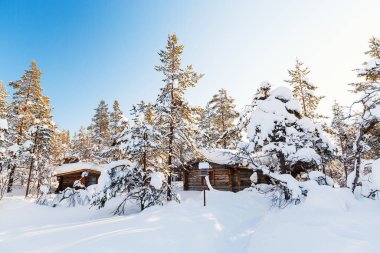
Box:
[58, 172, 82, 191]
[57, 171, 100, 192]
[183, 163, 253, 192]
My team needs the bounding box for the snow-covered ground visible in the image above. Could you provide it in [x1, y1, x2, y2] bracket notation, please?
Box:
[1, 186, 380, 253]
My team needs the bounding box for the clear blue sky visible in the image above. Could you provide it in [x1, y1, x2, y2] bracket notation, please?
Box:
[0, 0, 379, 133]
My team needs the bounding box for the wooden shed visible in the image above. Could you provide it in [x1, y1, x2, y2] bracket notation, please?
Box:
[182, 149, 253, 192]
[54, 162, 102, 192]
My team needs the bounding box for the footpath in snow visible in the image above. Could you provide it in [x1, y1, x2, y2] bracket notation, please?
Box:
[1, 186, 380, 253]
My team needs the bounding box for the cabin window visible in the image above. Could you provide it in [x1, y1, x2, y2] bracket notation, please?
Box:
[88, 176, 97, 186]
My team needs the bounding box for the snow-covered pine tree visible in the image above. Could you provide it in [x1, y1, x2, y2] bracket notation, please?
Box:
[110, 100, 129, 139]
[23, 86, 54, 197]
[50, 128, 71, 167]
[120, 101, 162, 169]
[237, 84, 334, 206]
[196, 104, 213, 148]
[330, 101, 355, 186]
[154, 34, 203, 198]
[71, 126, 92, 162]
[93, 101, 178, 213]
[349, 37, 380, 193]
[7, 61, 52, 193]
[24, 117, 54, 197]
[0, 81, 7, 117]
[108, 100, 129, 160]
[285, 59, 325, 120]
[199, 89, 239, 149]
[89, 100, 111, 161]
[0, 82, 9, 199]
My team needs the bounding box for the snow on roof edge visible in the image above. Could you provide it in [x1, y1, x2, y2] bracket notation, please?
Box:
[54, 162, 102, 175]
[200, 148, 239, 165]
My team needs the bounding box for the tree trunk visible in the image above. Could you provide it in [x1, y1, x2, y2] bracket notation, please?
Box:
[25, 132, 38, 198]
[339, 137, 349, 187]
[278, 152, 287, 174]
[167, 125, 173, 201]
[352, 130, 363, 193]
[167, 71, 175, 201]
[352, 154, 361, 193]
[7, 163, 16, 193]
[25, 157, 34, 198]
[343, 162, 348, 187]
[143, 132, 147, 171]
[221, 109, 227, 149]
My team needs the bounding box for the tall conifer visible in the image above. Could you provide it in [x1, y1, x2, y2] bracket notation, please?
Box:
[154, 34, 203, 197]
[285, 60, 324, 120]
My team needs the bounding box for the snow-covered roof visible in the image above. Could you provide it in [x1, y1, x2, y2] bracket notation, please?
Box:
[200, 148, 239, 165]
[54, 162, 102, 175]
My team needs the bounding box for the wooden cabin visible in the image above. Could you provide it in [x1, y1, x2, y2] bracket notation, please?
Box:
[54, 162, 102, 192]
[182, 149, 254, 192]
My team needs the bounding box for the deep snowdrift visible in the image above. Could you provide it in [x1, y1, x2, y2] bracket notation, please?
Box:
[1, 186, 379, 253]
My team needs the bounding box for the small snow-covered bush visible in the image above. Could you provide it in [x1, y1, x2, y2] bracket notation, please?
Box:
[36, 185, 51, 206]
[51, 172, 92, 207]
[255, 169, 308, 208]
[53, 188, 91, 207]
[309, 171, 334, 186]
[92, 160, 179, 214]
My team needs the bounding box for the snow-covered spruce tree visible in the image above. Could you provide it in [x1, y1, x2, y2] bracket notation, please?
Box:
[237, 85, 334, 206]
[330, 101, 355, 186]
[7, 61, 52, 193]
[199, 89, 239, 149]
[285, 59, 325, 120]
[88, 100, 111, 161]
[108, 100, 129, 160]
[349, 37, 380, 193]
[154, 34, 203, 198]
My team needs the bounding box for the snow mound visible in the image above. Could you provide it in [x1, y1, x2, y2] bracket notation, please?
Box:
[285, 99, 302, 113]
[150, 171, 165, 189]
